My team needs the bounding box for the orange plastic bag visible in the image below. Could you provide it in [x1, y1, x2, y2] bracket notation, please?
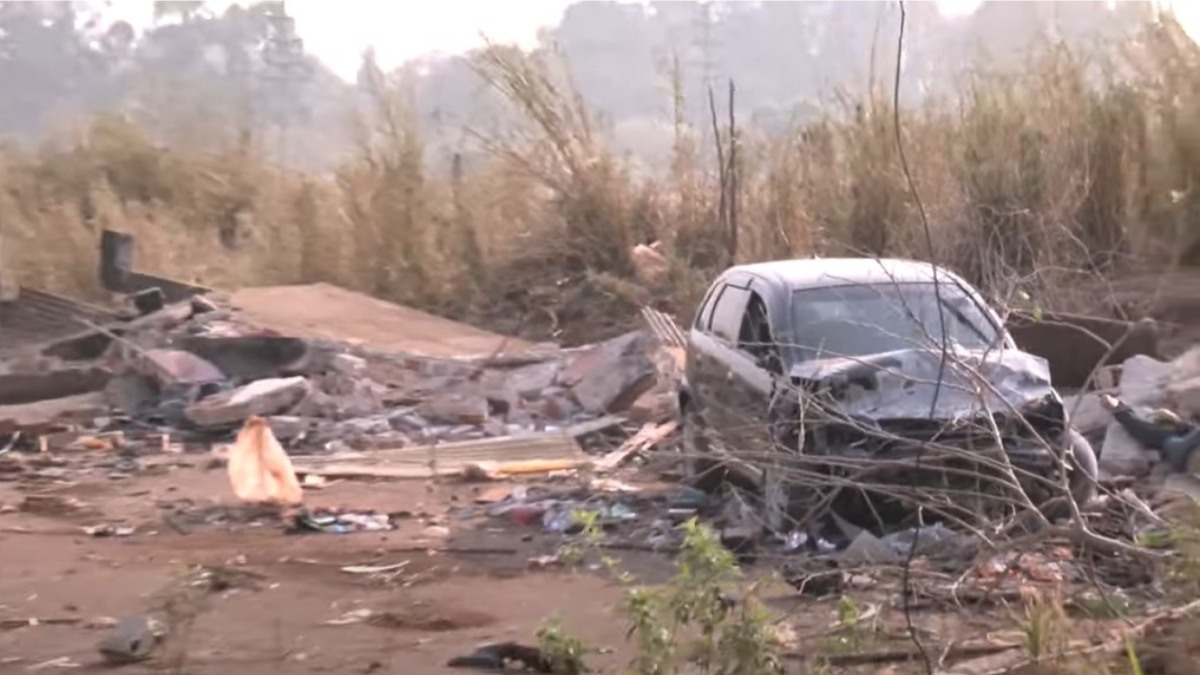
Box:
[226, 416, 304, 506]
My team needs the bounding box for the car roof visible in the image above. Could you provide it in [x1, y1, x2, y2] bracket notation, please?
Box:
[726, 257, 967, 290]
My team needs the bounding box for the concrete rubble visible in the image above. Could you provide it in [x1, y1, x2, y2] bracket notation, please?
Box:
[0, 289, 680, 468]
[1084, 345, 1200, 477]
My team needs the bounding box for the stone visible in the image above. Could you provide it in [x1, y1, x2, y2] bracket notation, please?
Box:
[97, 615, 158, 665]
[563, 331, 657, 414]
[184, 376, 310, 428]
[140, 349, 225, 386]
[266, 415, 308, 440]
[504, 361, 561, 399]
[331, 353, 367, 376]
[840, 531, 902, 565]
[1099, 355, 1174, 476]
[417, 392, 489, 425]
[1063, 393, 1110, 436]
[1168, 374, 1200, 417]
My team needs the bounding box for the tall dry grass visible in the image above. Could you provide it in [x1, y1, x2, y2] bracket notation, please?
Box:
[3, 16, 1200, 343]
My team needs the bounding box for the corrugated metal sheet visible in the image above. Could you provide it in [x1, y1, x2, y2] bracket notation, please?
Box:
[641, 307, 686, 348]
[0, 288, 121, 354]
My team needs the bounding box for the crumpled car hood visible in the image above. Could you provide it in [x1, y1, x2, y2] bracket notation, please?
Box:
[787, 346, 1057, 421]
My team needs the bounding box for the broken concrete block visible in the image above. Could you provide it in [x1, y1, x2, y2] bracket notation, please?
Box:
[330, 353, 367, 376]
[418, 392, 490, 426]
[174, 336, 310, 381]
[1100, 408, 1158, 477]
[1119, 354, 1174, 407]
[628, 390, 676, 424]
[140, 349, 225, 386]
[266, 415, 308, 440]
[1168, 375, 1200, 417]
[184, 376, 310, 428]
[503, 361, 561, 399]
[1098, 354, 1175, 477]
[1063, 393, 1110, 436]
[563, 331, 657, 414]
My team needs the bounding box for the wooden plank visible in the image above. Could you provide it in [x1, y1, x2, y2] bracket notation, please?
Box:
[594, 421, 678, 473]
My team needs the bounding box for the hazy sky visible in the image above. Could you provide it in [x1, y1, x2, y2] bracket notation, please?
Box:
[116, 0, 1197, 81]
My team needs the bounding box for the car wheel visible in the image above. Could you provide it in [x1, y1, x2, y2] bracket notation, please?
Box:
[679, 406, 725, 494]
[1041, 427, 1098, 520]
[1065, 427, 1099, 507]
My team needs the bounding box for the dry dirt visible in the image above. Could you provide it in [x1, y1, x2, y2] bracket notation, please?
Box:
[0, 463, 641, 674]
[223, 283, 533, 358]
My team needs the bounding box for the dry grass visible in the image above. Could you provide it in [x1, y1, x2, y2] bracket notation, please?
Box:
[3, 17, 1200, 342]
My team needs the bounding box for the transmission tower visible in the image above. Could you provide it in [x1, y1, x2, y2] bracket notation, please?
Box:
[692, 2, 719, 99]
[258, 3, 313, 166]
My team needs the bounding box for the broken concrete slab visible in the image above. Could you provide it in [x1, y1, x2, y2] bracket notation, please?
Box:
[501, 360, 561, 399]
[563, 331, 657, 414]
[0, 392, 108, 434]
[184, 376, 310, 428]
[225, 283, 532, 358]
[0, 367, 112, 406]
[173, 336, 311, 382]
[139, 349, 225, 386]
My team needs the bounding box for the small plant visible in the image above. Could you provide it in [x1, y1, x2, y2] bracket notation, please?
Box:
[1012, 591, 1068, 662]
[618, 518, 783, 675]
[537, 617, 591, 675]
[555, 507, 606, 569]
[1123, 634, 1145, 675]
[823, 594, 865, 655]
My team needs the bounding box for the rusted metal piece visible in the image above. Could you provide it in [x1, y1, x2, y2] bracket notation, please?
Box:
[1005, 310, 1160, 390]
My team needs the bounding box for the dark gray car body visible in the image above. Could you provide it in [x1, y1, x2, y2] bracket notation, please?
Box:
[677, 257, 1094, 523]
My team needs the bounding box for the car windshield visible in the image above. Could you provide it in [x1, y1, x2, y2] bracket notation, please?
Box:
[789, 282, 1002, 359]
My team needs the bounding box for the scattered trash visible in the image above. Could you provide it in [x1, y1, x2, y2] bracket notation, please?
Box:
[27, 656, 82, 671]
[341, 561, 411, 575]
[289, 509, 393, 534]
[82, 524, 135, 538]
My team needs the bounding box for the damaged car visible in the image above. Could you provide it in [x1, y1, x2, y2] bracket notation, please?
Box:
[677, 257, 1098, 533]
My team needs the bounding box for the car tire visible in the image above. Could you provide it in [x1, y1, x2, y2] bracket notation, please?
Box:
[1041, 427, 1098, 520]
[679, 406, 726, 494]
[1065, 427, 1099, 507]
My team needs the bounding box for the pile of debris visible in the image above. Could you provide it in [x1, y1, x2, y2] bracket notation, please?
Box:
[1066, 345, 1200, 482]
[0, 288, 682, 468]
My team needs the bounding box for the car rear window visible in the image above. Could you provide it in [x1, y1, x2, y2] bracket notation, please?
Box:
[789, 282, 1001, 358]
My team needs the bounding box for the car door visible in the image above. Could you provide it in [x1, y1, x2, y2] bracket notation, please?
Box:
[690, 275, 777, 459]
[688, 276, 752, 451]
[730, 286, 786, 460]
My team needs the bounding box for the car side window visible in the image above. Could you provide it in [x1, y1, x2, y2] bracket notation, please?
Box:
[709, 285, 750, 342]
[738, 291, 783, 373]
[694, 283, 721, 330]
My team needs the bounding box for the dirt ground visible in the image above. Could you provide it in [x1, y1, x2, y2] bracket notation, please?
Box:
[2, 450, 1178, 675]
[0, 461, 645, 674]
